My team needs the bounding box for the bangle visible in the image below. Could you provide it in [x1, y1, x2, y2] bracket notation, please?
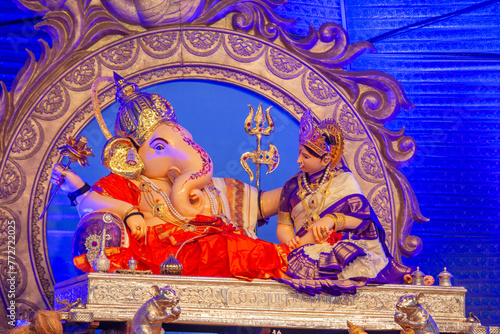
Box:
[324, 214, 337, 232]
[125, 206, 139, 217]
[257, 190, 269, 225]
[335, 213, 346, 231]
[124, 211, 144, 225]
[68, 183, 91, 206]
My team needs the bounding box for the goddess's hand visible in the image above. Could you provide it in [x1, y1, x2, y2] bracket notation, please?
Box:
[286, 236, 301, 250]
[312, 225, 332, 244]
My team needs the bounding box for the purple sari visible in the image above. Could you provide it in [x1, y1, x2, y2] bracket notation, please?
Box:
[277, 168, 412, 296]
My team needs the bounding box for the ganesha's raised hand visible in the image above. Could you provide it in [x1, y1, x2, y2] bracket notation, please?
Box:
[51, 163, 86, 193]
[126, 214, 147, 240]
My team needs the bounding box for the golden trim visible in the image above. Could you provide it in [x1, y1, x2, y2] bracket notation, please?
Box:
[91, 76, 114, 140]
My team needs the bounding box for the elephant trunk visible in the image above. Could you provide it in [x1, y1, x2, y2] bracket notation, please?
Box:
[169, 136, 214, 219]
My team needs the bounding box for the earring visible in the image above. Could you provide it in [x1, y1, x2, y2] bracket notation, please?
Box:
[102, 137, 145, 179]
[127, 148, 138, 166]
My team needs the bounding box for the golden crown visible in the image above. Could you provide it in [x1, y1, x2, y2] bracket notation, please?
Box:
[299, 109, 344, 165]
[91, 74, 179, 179]
[112, 73, 177, 146]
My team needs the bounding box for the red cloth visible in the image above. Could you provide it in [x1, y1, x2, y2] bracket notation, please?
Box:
[91, 173, 141, 206]
[80, 174, 289, 280]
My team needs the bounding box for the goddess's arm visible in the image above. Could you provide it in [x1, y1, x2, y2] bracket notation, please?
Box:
[297, 215, 363, 246]
[276, 222, 295, 244]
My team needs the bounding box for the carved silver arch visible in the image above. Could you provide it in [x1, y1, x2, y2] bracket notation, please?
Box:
[0, 0, 427, 321]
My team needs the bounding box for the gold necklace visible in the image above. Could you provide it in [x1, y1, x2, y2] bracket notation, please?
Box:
[297, 168, 336, 230]
[139, 176, 223, 233]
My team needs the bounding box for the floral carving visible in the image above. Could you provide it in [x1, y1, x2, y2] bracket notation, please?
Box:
[355, 141, 385, 184]
[0, 254, 28, 298]
[339, 104, 365, 138]
[176, 286, 225, 306]
[142, 32, 178, 52]
[227, 35, 262, 56]
[91, 281, 151, 302]
[270, 49, 302, 73]
[185, 31, 220, 50]
[361, 144, 383, 180]
[424, 296, 461, 314]
[0, 208, 20, 250]
[12, 118, 37, 154]
[0, 161, 22, 201]
[55, 274, 466, 331]
[303, 72, 340, 106]
[34, 85, 66, 117]
[64, 58, 97, 87]
[100, 40, 137, 65]
[141, 32, 180, 59]
[371, 187, 391, 227]
[307, 72, 337, 101]
[266, 48, 305, 80]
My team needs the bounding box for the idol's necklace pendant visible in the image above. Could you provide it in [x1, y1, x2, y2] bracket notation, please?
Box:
[308, 194, 320, 209]
[152, 203, 166, 217]
[182, 224, 197, 232]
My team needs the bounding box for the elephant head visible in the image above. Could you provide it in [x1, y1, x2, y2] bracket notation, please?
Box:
[95, 73, 213, 218]
[136, 123, 213, 217]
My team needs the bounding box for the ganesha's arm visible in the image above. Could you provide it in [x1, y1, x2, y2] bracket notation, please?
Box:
[77, 191, 134, 218]
[260, 187, 282, 219]
[51, 163, 134, 217]
[78, 191, 147, 239]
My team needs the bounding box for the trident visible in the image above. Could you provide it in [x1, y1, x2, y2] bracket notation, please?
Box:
[240, 103, 280, 192]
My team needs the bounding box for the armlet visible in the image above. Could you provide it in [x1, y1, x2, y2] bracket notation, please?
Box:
[277, 211, 293, 226]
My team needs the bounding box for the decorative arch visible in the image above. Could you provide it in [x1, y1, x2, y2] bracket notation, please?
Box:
[0, 0, 427, 320]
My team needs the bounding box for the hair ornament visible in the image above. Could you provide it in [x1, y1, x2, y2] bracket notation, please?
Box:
[299, 109, 344, 166]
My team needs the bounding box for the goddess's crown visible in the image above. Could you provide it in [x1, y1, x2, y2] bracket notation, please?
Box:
[299, 109, 344, 165]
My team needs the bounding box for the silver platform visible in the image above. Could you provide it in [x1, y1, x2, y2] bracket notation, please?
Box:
[54, 273, 468, 332]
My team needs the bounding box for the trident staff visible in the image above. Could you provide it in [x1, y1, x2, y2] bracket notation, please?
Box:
[240, 103, 280, 193]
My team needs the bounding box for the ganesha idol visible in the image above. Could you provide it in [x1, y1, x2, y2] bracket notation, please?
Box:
[51, 73, 288, 279]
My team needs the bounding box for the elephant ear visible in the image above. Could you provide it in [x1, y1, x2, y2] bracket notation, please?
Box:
[102, 137, 145, 179]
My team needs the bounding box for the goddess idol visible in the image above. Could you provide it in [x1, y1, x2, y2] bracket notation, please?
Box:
[51, 74, 288, 279]
[276, 110, 412, 295]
